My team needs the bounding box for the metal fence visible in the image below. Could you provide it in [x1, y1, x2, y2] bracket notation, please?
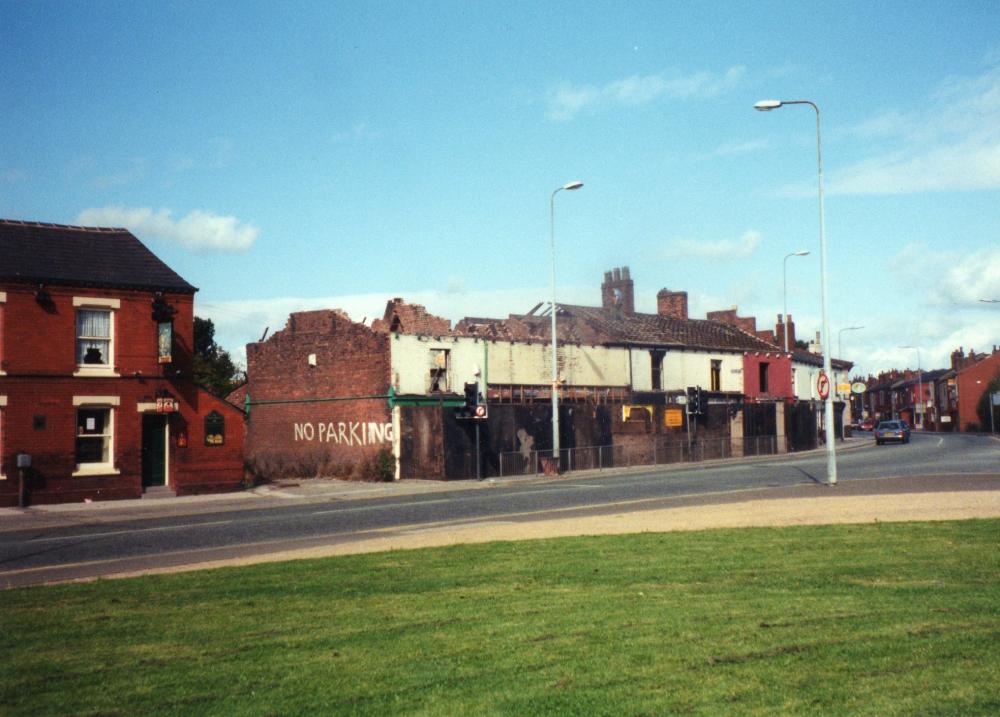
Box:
[497, 435, 778, 478]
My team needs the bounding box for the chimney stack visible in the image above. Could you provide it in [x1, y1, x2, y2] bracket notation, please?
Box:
[657, 289, 689, 319]
[601, 266, 635, 316]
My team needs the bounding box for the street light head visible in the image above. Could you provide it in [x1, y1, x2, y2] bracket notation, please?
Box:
[794, 250, 810, 256]
[754, 99, 783, 111]
[563, 180, 584, 191]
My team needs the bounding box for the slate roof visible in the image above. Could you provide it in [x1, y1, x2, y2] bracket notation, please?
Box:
[0, 219, 197, 293]
[476, 304, 784, 353]
[792, 348, 854, 372]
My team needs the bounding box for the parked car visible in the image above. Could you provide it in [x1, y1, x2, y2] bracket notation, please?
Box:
[875, 420, 911, 445]
[859, 418, 877, 431]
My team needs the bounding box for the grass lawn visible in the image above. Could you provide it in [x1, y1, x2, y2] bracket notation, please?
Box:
[2, 519, 998, 716]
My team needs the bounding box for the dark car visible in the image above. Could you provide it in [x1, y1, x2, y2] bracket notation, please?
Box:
[859, 418, 877, 431]
[875, 420, 911, 445]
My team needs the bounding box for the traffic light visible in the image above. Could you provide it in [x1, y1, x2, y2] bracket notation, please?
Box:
[456, 382, 486, 420]
[697, 387, 708, 415]
[686, 386, 697, 412]
[464, 382, 479, 408]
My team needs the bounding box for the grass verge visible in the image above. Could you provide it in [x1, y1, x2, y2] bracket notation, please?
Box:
[2, 519, 998, 716]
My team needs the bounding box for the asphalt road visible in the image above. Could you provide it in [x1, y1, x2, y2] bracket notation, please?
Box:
[2, 431, 997, 588]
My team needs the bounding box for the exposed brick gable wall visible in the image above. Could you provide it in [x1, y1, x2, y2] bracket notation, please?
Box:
[244, 310, 392, 479]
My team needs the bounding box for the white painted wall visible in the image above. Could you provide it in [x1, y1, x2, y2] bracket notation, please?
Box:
[660, 351, 743, 392]
[390, 334, 632, 394]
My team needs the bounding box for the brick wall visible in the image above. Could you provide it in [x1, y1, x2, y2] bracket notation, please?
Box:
[656, 289, 688, 319]
[0, 284, 244, 505]
[956, 351, 1000, 431]
[244, 310, 392, 479]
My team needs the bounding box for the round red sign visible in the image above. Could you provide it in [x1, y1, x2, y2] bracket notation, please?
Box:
[817, 372, 830, 400]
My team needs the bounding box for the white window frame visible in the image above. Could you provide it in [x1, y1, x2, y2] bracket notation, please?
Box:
[73, 297, 120, 377]
[72, 396, 121, 476]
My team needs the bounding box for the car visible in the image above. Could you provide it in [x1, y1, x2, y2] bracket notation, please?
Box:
[875, 420, 911, 445]
[858, 418, 877, 431]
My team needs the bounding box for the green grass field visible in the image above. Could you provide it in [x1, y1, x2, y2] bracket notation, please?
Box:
[2, 519, 998, 716]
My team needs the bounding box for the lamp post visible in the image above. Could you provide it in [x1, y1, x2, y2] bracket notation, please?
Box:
[783, 250, 810, 353]
[900, 345, 922, 429]
[755, 98, 837, 485]
[838, 325, 864, 433]
[838, 325, 864, 361]
[550, 180, 584, 467]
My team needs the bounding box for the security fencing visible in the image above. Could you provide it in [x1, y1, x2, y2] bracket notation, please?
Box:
[496, 434, 778, 478]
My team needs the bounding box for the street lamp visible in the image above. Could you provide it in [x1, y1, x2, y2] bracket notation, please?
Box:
[755, 98, 837, 485]
[783, 250, 810, 353]
[550, 180, 584, 468]
[899, 345, 922, 429]
[838, 325, 864, 361]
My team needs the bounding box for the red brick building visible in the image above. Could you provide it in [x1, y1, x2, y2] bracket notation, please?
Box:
[955, 348, 1000, 432]
[0, 220, 245, 506]
[244, 309, 393, 479]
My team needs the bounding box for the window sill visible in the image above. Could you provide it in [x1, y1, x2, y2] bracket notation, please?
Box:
[73, 367, 119, 378]
[72, 465, 121, 477]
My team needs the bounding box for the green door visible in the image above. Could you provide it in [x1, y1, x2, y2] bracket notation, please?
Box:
[141, 414, 168, 487]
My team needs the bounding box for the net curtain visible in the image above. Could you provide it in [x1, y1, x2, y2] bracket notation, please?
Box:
[77, 309, 111, 364]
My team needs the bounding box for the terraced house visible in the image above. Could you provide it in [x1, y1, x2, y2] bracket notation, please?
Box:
[243, 267, 852, 481]
[0, 220, 244, 506]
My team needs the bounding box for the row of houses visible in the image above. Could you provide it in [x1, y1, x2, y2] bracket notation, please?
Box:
[860, 346, 1000, 432]
[10, 219, 996, 504]
[240, 266, 854, 481]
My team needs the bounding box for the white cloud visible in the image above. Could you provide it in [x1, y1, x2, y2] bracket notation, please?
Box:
[75, 206, 259, 253]
[660, 230, 761, 261]
[889, 243, 1000, 306]
[828, 64, 1000, 195]
[546, 66, 745, 121]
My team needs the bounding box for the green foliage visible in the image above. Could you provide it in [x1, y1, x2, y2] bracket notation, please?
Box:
[193, 316, 242, 397]
[2, 521, 999, 716]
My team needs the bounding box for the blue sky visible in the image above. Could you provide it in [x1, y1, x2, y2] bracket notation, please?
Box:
[3, 0, 999, 376]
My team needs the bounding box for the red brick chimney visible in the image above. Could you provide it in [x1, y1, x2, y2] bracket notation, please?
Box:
[601, 266, 635, 316]
[776, 313, 796, 350]
[656, 289, 688, 319]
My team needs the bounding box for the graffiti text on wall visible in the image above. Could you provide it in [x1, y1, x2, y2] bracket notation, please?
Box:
[293, 421, 393, 446]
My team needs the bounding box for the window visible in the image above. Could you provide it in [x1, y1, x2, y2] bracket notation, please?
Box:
[428, 349, 450, 392]
[759, 362, 770, 394]
[73, 297, 119, 377]
[77, 309, 111, 364]
[650, 350, 665, 390]
[73, 396, 119, 475]
[205, 411, 225, 446]
[710, 360, 721, 391]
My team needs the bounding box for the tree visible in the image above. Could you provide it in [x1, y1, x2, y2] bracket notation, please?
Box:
[193, 316, 242, 397]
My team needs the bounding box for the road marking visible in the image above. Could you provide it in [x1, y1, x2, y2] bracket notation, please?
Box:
[27, 519, 237, 544]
